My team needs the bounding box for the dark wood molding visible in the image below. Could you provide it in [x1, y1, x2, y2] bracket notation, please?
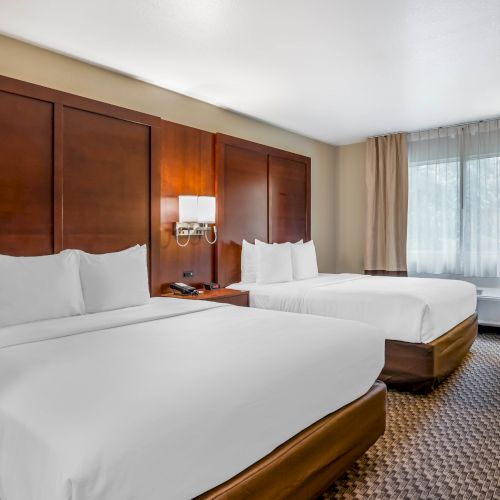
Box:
[302, 155, 312, 242]
[214, 132, 225, 284]
[53, 102, 64, 253]
[149, 124, 163, 296]
[0, 75, 161, 127]
[215, 133, 311, 164]
[0, 74, 60, 104]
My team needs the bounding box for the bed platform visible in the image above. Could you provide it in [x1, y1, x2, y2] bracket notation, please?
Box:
[381, 314, 478, 393]
[198, 381, 387, 500]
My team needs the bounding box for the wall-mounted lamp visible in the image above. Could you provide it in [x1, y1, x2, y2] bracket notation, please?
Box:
[176, 195, 217, 247]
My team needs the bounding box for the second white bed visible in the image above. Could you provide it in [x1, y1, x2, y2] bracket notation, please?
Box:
[229, 273, 477, 343]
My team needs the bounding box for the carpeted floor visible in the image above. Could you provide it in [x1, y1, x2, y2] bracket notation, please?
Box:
[322, 334, 500, 499]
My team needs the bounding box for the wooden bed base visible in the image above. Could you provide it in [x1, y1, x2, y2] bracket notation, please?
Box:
[197, 381, 386, 500]
[380, 314, 478, 393]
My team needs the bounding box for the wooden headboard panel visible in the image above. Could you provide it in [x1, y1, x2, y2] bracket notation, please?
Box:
[215, 134, 311, 287]
[0, 76, 311, 293]
[0, 75, 162, 294]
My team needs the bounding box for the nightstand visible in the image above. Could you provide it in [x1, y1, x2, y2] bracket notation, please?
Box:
[161, 288, 249, 307]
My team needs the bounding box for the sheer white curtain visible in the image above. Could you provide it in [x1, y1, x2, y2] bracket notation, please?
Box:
[407, 119, 500, 277]
[407, 127, 462, 274]
[463, 120, 500, 277]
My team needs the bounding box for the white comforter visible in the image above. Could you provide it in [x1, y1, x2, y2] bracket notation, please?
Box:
[229, 274, 477, 343]
[0, 298, 384, 500]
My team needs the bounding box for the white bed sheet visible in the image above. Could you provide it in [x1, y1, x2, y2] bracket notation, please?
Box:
[0, 297, 384, 500]
[229, 274, 477, 343]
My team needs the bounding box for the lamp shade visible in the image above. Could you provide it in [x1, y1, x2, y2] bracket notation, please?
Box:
[178, 195, 198, 222]
[197, 196, 216, 223]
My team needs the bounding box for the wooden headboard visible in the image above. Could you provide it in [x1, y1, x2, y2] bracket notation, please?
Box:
[215, 134, 311, 287]
[0, 76, 311, 294]
[0, 75, 162, 294]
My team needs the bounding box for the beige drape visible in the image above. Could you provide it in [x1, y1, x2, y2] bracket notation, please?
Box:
[365, 133, 408, 272]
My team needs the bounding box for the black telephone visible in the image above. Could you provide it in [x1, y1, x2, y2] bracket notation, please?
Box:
[170, 283, 199, 296]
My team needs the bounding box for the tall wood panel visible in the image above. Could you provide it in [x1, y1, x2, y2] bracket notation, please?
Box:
[215, 134, 310, 286]
[216, 137, 269, 287]
[159, 121, 215, 289]
[269, 155, 310, 243]
[0, 90, 54, 256]
[62, 108, 151, 253]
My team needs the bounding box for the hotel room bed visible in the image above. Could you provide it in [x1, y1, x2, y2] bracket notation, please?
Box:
[0, 297, 385, 500]
[229, 273, 478, 392]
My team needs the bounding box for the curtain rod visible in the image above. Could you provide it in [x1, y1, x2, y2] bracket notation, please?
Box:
[368, 116, 500, 139]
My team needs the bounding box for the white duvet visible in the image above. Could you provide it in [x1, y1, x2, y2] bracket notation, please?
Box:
[0, 298, 384, 500]
[229, 274, 477, 343]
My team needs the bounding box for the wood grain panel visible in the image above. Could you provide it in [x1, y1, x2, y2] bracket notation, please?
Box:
[215, 134, 311, 286]
[216, 135, 269, 286]
[0, 90, 54, 255]
[62, 107, 151, 254]
[269, 155, 311, 243]
[160, 121, 215, 289]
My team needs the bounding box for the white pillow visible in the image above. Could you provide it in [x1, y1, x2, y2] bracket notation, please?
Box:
[292, 240, 319, 280]
[241, 239, 303, 283]
[79, 245, 150, 314]
[255, 240, 293, 284]
[0, 252, 84, 327]
[241, 239, 257, 283]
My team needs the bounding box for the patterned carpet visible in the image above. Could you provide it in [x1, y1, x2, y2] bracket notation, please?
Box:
[322, 334, 500, 500]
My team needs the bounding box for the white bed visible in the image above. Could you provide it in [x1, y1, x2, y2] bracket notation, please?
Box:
[0, 297, 384, 500]
[229, 273, 477, 343]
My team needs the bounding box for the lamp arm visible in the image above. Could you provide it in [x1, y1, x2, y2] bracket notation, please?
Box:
[176, 229, 192, 247]
[204, 225, 217, 245]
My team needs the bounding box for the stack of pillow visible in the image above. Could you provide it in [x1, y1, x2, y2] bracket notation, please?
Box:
[0, 245, 150, 328]
[241, 239, 318, 284]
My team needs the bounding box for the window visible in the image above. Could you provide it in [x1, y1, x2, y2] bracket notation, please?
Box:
[407, 120, 500, 278]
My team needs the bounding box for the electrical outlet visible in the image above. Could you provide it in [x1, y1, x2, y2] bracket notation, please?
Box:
[183, 271, 193, 278]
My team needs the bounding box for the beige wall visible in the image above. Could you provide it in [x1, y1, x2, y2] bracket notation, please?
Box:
[0, 34, 337, 272]
[333, 141, 367, 273]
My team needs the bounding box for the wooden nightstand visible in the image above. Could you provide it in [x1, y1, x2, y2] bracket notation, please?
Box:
[161, 288, 249, 307]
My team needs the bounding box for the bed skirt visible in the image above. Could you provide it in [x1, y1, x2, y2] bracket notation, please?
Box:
[197, 381, 387, 500]
[380, 314, 478, 393]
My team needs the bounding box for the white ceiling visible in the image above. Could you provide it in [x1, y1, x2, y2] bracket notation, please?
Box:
[1, 0, 500, 145]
